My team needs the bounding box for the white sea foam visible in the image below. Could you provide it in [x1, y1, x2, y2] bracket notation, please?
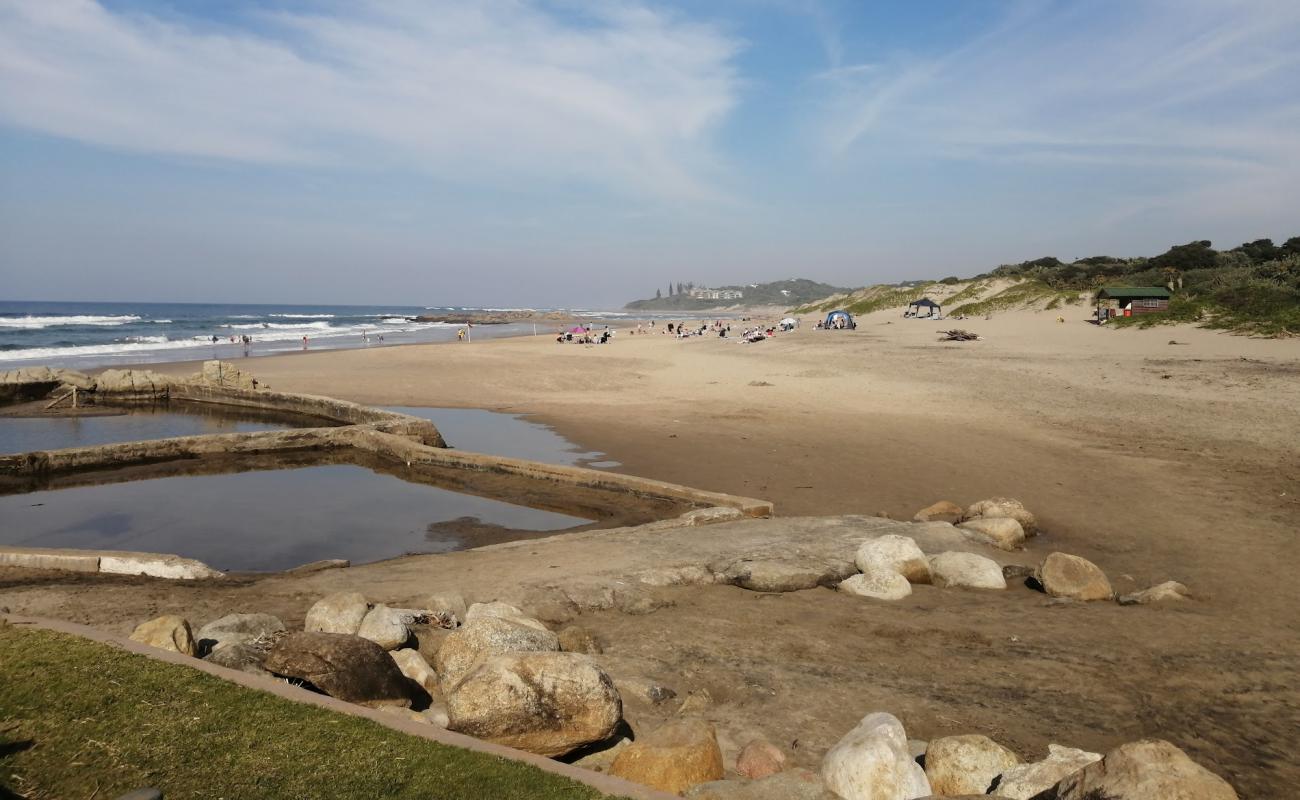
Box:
[0, 314, 141, 329]
[220, 321, 335, 331]
[269, 313, 336, 318]
[149, 319, 173, 324]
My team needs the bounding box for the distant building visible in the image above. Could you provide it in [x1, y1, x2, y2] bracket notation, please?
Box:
[1095, 287, 1171, 321]
[687, 287, 744, 300]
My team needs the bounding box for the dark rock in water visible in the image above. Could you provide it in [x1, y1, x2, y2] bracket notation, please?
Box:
[264, 632, 412, 708]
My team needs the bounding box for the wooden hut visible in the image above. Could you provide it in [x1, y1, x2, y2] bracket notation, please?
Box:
[1095, 287, 1171, 321]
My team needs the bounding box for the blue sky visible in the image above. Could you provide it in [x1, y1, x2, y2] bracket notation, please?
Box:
[1, 0, 1297, 307]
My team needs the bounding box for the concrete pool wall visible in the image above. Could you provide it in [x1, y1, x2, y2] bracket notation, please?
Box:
[0, 362, 772, 578]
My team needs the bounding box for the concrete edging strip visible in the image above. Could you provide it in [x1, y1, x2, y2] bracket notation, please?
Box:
[1, 613, 677, 800]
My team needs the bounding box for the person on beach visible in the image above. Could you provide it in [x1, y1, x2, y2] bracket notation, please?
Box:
[302, 335, 308, 349]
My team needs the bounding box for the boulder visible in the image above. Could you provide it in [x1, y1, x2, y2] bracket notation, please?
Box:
[557, 625, 603, 654]
[445, 651, 621, 757]
[609, 719, 725, 794]
[95, 368, 172, 396]
[679, 688, 714, 714]
[390, 648, 439, 694]
[637, 565, 718, 587]
[464, 601, 549, 631]
[924, 734, 1020, 796]
[1041, 739, 1237, 799]
[687, 769, 837, 799]
[821, 712, 931, 800]
[1118, 580, 1190, 606]
[305, 592, 370, 635]
[723, 560, 825, 592]
[197, 360, 256, 389]
[195, 613, 286, 652]
[1038, 553, 1113, 601]
[129, 615, 196, 656]
[356, 605, 415, 650]
[839, 570, 913, 601]
[615, 676, 678, 706]
[736, 739, 786, 780]
[855, 535, 931, 584]
[204, 641, 271, 675]
[964, 498, 1038, 535]
[423, 591, 468, 626]
[928, 552, 1007, 590]
[912, 501, 964, 524]
[264, 632, 412, 708]
[992, 744, 1100, 799]
[433, 616, 559, 689]
[957, 518, 1026, 551]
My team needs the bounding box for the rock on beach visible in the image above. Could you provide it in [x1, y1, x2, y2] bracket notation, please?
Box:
[1038, 553, 1113, 601]
[992, 744, 1101, 799]
[1039, 739, 1238, 799]
[128, 615, 196, 656]
[855, 535, 931, 584]
[433, 616, 560, 689]
[928, 552, 1006, 590]
[305, 592, 370, 635]
[264, 632, 412, 708]
[839, 569, 913, 600]
[609, 718, 725, 794]
[923, 734, 1020, 796]
[821, 712, 931, 800]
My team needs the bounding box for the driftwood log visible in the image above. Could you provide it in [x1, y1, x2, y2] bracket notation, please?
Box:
[938, 329, 980, 341]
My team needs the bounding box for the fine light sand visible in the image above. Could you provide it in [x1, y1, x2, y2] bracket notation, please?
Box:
[4, 307, 1298, 796]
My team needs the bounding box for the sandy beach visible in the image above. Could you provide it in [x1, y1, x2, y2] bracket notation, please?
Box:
[4, 309, 1298, 796]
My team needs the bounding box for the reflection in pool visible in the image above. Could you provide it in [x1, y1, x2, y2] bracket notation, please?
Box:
[0, 463, 591, 572]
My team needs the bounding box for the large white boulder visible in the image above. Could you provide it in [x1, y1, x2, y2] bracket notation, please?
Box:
[390, 648, 439, 694]
[356, 605, 420, 650]
[839, 570, 912, 601]
[855, 535, 931, 584]
[445, 651, 621, 757]
[433, 616, 560, 689]
[965, 497, 1038, 535]
[821, 712, 931, 800]
[924, 734, 1020, 796]
[1043, 739, 1237, 799]
[305, 592, 369, 635]
[993, 744, 1101, 799]
[129, 615, 196, 656]
[957, 518, 1026, 551]
[928, 552, 1007, 590]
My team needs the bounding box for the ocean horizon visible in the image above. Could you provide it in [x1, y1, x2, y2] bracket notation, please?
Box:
[0, 300, 649, 370]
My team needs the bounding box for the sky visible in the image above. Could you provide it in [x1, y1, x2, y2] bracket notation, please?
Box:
[1, 0, 1298, 308]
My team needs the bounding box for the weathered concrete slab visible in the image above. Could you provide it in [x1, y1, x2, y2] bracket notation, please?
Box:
[0, 546, 101, 573]
[100, 553, 225, 580]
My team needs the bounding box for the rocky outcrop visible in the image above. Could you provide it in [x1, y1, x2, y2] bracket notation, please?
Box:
[609, 719, 725, 794]
[821, 712, 931, 800]
[304, 592, 370, 635]
[95, 369, 173, 396]
[1038, 553, 1113, 601]
[129, 615, 196, 656]
[557, 625, 603, 654]
[423, 591, 468, 626]
[464, 601, 549, 631]
[356, 605, 417, 650]
[840, 570, 912, 601]
[196, 360, 256, 390]
[445, 651, 621, 757]
[965, 498, 1038, 535]
[928, 552, 1006, 590]
[264, 632, 412, 708]
[204, 641, 272, 675]
[722, 560, 826, 592]
[390, 648, 439, 694]
[912, 501, 964, 524]
[1118, 580, 1190, 605]
[433, 616, 560, 689]
[855, 535, 931, 584]
[956, 518, 1025, 551]
[1039, 739, 1237, 799]
[992, 744, 1100, 799]
[923, 734, 1020, 796]
[736, 739, 786, 780]
[195, 613, 285, 652]
[687, 769, 837, 799]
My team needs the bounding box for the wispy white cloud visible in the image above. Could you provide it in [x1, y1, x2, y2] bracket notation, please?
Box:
[814, 0, 1300, 172]
[0, 0, 742, 201]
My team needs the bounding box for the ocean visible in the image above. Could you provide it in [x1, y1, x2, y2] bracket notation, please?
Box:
[0, 300, 633, 370]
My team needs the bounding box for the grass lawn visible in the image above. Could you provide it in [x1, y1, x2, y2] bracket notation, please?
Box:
[0, 623, 624, 800]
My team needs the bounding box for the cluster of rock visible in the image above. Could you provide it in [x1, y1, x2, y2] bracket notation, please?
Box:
[0, 360, 258, 406]
[688, 712, 1237, 799]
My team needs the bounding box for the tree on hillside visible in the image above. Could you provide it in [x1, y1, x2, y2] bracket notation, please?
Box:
[1235, 239, 1280, 263]
[1150, 240, 1216, 272]
[655, 288, 662, 299]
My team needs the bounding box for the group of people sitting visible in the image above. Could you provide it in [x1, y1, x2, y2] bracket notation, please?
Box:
[556, 326, 613, 345]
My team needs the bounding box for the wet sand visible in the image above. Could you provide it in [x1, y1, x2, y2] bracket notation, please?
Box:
[5, 308, 1299, 796]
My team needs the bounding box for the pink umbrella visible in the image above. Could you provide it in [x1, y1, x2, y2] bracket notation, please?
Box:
[569, 326, 587, 333]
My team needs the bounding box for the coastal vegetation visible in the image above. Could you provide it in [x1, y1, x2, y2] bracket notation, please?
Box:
[795, 236, 1300, 335]
[0, 623, 619, 800]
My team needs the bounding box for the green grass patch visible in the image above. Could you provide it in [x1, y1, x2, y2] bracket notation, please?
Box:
[1108, 291, 1300, 336]
[0, 624, 622, 800]
[948, 280, 1078, 317]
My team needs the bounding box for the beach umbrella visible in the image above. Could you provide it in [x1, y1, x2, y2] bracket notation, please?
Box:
[569, 326, 586, 333]
[780, 317, 797, 326]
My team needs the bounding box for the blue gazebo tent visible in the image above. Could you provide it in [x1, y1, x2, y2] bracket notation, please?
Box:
[825, 310, 855, 329]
